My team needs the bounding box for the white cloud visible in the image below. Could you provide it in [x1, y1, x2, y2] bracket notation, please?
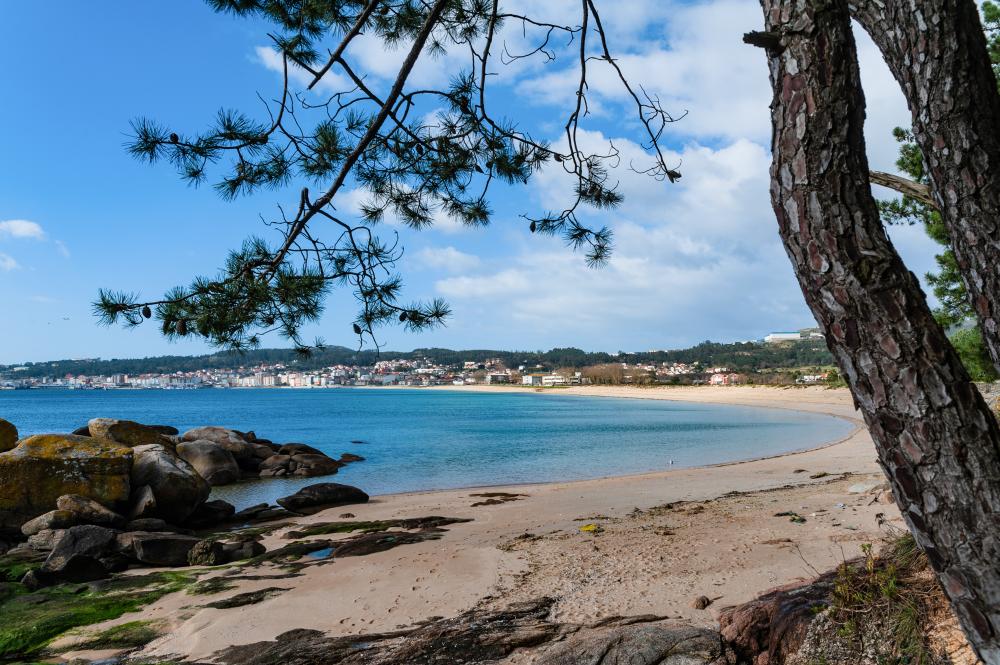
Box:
[254, 46, 352, 93]
[0, 219, 45, 239]
[0, 253, 20, 271]
[54, 240, 70, 258]
[414, 246, 481, 272]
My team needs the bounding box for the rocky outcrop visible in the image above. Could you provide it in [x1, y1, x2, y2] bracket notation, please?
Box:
[188, 539, 227, 566]
[88, 418, 176, 448]
[130, 444, 210, 524]
[210, 598, 734, 665]
[0, 418, 17, 452]
[176, 440, 241, 486]
[276, 483, 369, 514]
[0, 434, 132, 528]
[259, 453, 342, 478]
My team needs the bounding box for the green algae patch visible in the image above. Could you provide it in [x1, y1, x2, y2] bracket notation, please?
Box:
[69, 619, 162, 651]
[187, 576, 237, 595]
[0, 571, 192, 660]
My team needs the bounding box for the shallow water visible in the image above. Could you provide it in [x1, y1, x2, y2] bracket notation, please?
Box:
[0, 388, 853, 509]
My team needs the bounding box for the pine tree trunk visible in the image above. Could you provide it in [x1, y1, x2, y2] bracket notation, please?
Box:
[850, 0, 1000, 372]
[756, 0, 1000, 660]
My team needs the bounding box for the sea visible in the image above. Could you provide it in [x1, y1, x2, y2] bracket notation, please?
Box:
[0, 388, 854, 509]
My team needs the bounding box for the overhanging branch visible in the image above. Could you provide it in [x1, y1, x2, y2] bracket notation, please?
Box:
[869, 170, 937, 209]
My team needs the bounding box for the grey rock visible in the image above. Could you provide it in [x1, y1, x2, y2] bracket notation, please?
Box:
[21, 509, 78, 536]
[57, 494, 126, 528]
[181, 427, 255, 460]
[276, 483, 369, 515]
[131, 532, 200, 566]
[184, 499, 236, 529]
[188, 539, 227, 566]
[130, 444, 210, 523]
[44, 525, 117, 577]
[176, 440, 241, 486]
[128, 484, 158, 519]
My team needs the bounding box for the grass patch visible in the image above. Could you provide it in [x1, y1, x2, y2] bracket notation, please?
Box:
[0, 571, 192, 660]
[828, 533, 937, 663]
[0, 549, 47, 584]
[70, 619, 161, 650]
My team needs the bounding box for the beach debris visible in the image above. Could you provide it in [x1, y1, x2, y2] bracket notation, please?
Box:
[774, 511, 807, 523]
[338, 512, 355, 518]
[578, 523, 603, 534]
[654, 527, 676, 536]
[691, 595, 713, 610]
[470, 491, 526, 507]
[761, 538, 794, 545]
[792, 469, 807, 473]
[808, 471, 829, 479]
[835, 502, 846, 509]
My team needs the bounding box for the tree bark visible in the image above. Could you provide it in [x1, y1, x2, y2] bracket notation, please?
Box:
[756, 0, 1000, 660]
[850, 0, 1000, 373]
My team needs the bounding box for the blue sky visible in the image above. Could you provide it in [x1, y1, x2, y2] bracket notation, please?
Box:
[0, 0, 937, 364]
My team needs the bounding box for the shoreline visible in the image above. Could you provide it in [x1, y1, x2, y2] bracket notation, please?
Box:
[64, 385, 900, 664]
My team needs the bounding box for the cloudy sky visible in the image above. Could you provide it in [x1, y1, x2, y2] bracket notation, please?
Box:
[0, 0, 938, 364]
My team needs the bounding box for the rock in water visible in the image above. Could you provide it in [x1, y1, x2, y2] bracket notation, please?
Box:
[0, 434, 132, 528]
[56, 494, 126, 528]
[276, 483, 369, 515]
[259, 453, 342, 479]
[130, 444, 210, 524]
[88, 418, 176, 448]
[0, 418, 17, 452]
[176, 440, 241, 486]
[181, 427, 256, 461]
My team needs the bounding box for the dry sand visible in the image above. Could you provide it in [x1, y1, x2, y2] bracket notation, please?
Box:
[62, 385, 903, 663]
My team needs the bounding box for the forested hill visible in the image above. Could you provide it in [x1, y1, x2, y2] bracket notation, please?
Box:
[2, 340, 834, 379]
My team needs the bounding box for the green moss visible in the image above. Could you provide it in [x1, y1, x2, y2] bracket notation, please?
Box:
[70, 619, 161, 650]
[0, 549, 47, 584]
[0, 571, 192, 660]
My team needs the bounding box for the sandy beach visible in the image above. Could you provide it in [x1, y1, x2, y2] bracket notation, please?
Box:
[60, 385, 902, 663]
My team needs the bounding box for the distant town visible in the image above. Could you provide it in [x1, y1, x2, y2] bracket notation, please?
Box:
[0, 329, 838, 391]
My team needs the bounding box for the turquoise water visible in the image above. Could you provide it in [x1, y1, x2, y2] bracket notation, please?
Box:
[0, 388, 853, 509]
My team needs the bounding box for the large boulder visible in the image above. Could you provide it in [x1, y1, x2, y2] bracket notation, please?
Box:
[41, 525, 118, 583]
[88, 418, 176, 448]
[0, 419, 17, 452]
[181, 427, 255, 461]
[276, 483, 369, 515]
[118, 531, 201, 566]
[57, 494, 126, 528]
[176, 440, 240, 486]
[184, 499, 236, 529]
[0, 434, 132, 528]
[130, 444, 210, 524]
[21, 509, 78, 536]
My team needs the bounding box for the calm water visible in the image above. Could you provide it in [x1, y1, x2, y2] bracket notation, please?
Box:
[0, 388, 854, 509]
